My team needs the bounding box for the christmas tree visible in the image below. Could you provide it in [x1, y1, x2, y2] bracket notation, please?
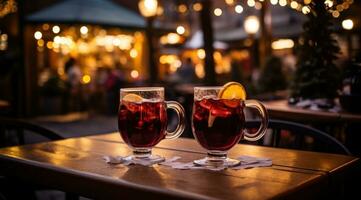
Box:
[291, 1, 340, 100]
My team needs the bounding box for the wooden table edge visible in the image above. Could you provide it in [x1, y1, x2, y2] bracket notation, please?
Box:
[86, 133, 359, 173]
[0, 154, 215, 200]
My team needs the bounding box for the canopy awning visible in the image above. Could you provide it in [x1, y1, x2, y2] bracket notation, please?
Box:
[26, 0, 146, 29]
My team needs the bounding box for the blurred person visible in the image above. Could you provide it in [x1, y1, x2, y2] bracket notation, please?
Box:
[64, 57, 83, 112]
[175, 58, 196, 84]
[65, 58, 82, 90]
[104, 67, 125, 115]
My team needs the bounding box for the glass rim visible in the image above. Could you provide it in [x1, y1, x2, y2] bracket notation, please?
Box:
[120, 87, 164, 92]
[194, 86, 222, 90]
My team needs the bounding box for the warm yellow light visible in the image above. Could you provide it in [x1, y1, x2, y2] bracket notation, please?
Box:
[52, 25, 60, 34]
[157, 6, 164, 15]
[42, 24, 49, 30]
[225, 0, 234, 5]
[34, 31, 42, 40]
[195, 64, 205, 78]
[342, 19, 354, 30]
[244, 16, 260, 35]
[193, 3, 202, 11]
[214, 8, 222, 16]
[160, 36, 167, 44]
[130, 49, 138, 58]
[213, 51, 222, 61]
[290, 1, 298, 9]
[279, 0, 287, 6]
[272, 39, 294, 50]
[80, 26, 88, 35]
[170, 60, 182, 72]
[54, 36, 61, 44]
[270, 0, 278, 5]
[82, 75, 91, 84]
[130, 70, 139, 79]
[178, 4, 187, 13]
[159, 55, 167, 64]
[37, 39, 44, 47]
[324, 0, 333, 8]
[235, 5, 243, 13]
[302, 6, 311, 14]
[138, 0, 158, 17]
[167, 33, 181, 44]
[332, 11, 340, 18]
[1, 34, 8, 41]
[197, 49, 205, 59]
[176, 25, 185, 35]
[254, 2, 262, 9]
[247, 0, 256, 7]
[304, 0, 312, 4]
[46, 41, 53, 49]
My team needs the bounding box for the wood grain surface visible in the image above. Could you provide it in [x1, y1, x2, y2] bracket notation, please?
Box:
[0, 133, 359, 200]
[263, 100, 361, 123]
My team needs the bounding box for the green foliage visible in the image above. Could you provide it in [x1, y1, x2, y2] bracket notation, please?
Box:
[258, 56, 287, 93]
[291, 1, 340, 99]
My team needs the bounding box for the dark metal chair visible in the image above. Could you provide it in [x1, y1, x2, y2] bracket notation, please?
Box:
[244, 119, 351, 155]
[0, 117, 63, 147]
[0, 117, 78, 200]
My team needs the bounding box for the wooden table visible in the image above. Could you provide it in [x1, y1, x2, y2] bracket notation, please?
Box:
[0, 133, 359, 200]
[263, 100, 361, 123]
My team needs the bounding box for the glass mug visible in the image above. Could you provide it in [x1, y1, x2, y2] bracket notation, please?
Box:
[192, 87, 268, 167]
[118, 87, 185, 163]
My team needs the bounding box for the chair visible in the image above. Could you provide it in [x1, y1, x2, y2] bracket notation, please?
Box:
[244, 119, 351, 155]
[0, 117, 63, 147]
[0, 117, 78, 200]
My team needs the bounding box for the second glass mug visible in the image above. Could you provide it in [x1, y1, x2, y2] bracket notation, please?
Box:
[118, 87, 185, 163]
[192, 86, 269, 167]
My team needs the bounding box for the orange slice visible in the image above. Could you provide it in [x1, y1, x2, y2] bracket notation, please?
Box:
[208, 82, 246, 127]
[218, 82, 246, 100]
[122, 93, 143, 103]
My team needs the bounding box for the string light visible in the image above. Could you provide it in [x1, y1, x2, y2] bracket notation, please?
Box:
[255, 2, 262, 10]
[235, 5, 243, 14]
[332, 10, 340, 18]
[130, 49, 138, 58]
[193, 3, 202, 11]
[279, 0, 287, 7]
[34, 31, 42, 40]
[214, 8, 222, 16]
[80, 26, 88, 35]
[225, 0, 234, 5]
[178, 4, 187, 13]
[176, 25, 185, 35]
[52, 25, 60, 34]
[270, 0, 278, 5]
[342, 19, 354, 30]
[247, 0, 255, 7]
[325, 0, 334, 8]
[130, 70, 139, 79]
[290, 1, 298, 9]
[302, 6, 311, 14]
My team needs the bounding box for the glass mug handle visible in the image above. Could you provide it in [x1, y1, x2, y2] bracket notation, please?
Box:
[243, 100, 269, 142]
[165, 101, 186, 139]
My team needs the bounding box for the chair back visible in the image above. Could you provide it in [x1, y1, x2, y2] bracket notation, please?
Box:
[0, 117, 63, 147]
[245, 119, 351, 155]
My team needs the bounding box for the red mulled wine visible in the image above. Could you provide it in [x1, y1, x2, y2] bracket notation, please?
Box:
[192, 98, 245, 151]
[118, 101, 167, 148]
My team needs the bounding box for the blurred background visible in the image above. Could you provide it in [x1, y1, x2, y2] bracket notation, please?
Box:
[0, 0, 360, 145]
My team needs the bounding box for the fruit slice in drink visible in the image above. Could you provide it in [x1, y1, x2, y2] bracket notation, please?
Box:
[208, 82, 247, 127]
